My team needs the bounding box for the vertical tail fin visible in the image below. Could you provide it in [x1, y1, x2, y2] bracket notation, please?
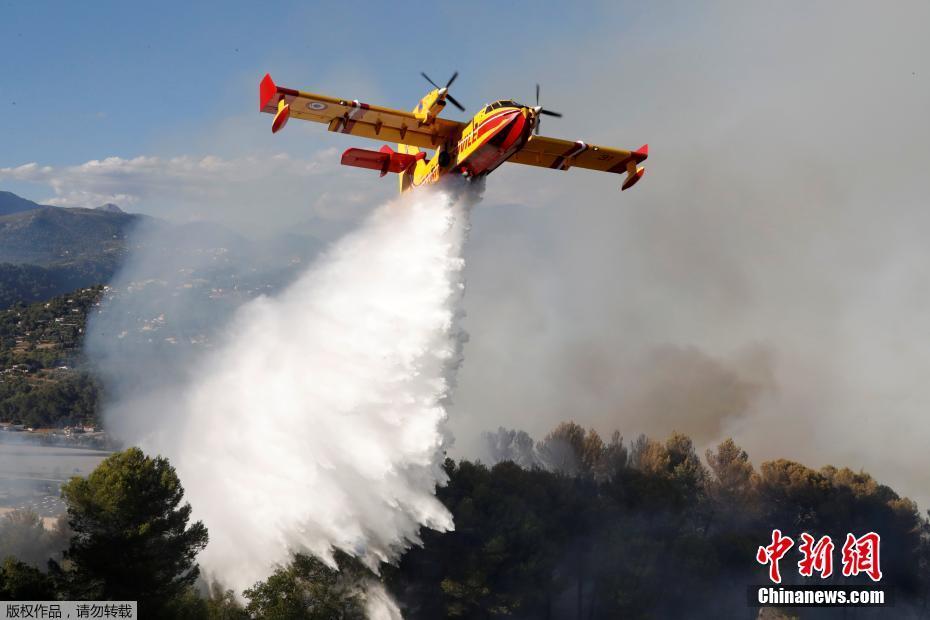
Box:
[396, 142, 422, 193]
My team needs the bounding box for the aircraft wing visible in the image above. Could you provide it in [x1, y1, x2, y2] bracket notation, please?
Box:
[260, 74, 463, 151]
[508, 135, 648, 190]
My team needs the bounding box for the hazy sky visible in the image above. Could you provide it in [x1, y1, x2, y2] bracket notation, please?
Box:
[5, 2, 930, 504]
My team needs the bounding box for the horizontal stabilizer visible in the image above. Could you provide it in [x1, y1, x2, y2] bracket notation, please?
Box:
[340, 146, 425, 177]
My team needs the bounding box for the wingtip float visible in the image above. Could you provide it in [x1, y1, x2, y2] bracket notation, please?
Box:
[259, 72, 648, 194]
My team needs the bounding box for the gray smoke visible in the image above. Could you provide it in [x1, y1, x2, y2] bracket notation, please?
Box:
[450, 2, 930, 506]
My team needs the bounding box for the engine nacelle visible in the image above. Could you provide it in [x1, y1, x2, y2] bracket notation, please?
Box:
[413, 89, 445, 126]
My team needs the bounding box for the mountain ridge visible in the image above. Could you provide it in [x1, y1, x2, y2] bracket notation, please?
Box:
[0, 204, 141, 266]
[0, 191, 142, 307]
[0, 191, 42, 217]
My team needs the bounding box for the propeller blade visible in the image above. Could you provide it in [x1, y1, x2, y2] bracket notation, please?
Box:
[421, 72, 440, 89]
[535, 120, 541, 135]
[536, 83, 540, 106]
[539, 109, 563, 118]
[445, 93, 465, 112]
[445, 71, 459, 89]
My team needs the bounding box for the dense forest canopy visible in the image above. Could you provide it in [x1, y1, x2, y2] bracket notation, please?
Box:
[0, 428, 926, 618]
[388, 425, 927, 619]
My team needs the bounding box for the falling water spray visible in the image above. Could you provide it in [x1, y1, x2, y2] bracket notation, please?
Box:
[89, 183, 478, 612]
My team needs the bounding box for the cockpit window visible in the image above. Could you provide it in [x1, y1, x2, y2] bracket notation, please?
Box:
[484, 100, 523, 113]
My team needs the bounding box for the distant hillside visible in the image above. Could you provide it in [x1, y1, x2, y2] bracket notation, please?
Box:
[0, 190, 325, 310]
[0, 263, 117, 309]
[0, 191, 41, 217]
[0, 205, 140, 265]
[0, 192, 145, 309]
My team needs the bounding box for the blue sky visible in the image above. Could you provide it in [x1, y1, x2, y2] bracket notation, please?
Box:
[1, 0, 672, 214]
[1, 1, 651, 168]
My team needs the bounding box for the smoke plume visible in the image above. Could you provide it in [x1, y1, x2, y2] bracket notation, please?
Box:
[88, 184, 476, 599]
[444, 4, 930, 510]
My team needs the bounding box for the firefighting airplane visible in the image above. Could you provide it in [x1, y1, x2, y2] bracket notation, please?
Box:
[259, 71, 648, 193]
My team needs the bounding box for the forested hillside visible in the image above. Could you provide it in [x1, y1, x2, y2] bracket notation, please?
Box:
[0, 287, 103, 428]
[0, 205, 137, 266]
[0, 263, 117, 310]
[389, 426, 927, 618]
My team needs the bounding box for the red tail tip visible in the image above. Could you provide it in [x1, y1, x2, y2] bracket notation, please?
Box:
[260, 73, 277, 111]
[633, 143, 649, 161]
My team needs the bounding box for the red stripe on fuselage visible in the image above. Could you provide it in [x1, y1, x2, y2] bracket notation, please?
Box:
[461, 110, 529, 176]
[474, 109, 520, 141]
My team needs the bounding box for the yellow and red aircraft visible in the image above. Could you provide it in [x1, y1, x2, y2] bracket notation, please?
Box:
[259, 71, 647, 193]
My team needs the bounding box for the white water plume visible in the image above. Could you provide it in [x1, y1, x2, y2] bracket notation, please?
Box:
[95, 184, 476, 600]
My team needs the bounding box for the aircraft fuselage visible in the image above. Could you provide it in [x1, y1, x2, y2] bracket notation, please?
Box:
[399, 96, 537, 192]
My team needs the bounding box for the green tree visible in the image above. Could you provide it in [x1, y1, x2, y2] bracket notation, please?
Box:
[243, 552, 367, 620]
[205, 581, 250, 620]
[0, 557, 57, 600]
[705, 438, 755, 506]
[394, 459, 575, 619]
[538, 421, 587, 475]
[538, 422, 613, 479]
[60, 447, 208, 615]
[602, 431, 628, 480]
